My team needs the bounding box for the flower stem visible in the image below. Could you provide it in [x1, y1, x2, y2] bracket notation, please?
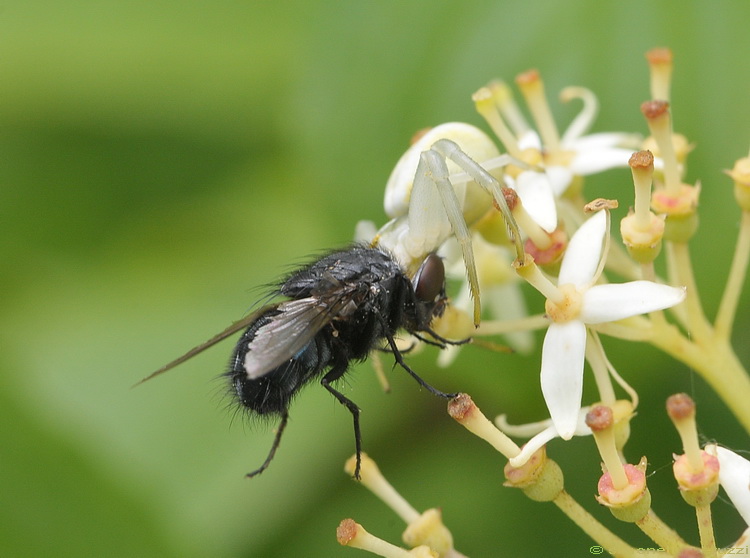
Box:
[635, 510, 690, 555]
[599, 316, 750, 437]
[666, 241, 712, 341]
[552, 491, 637, 557]
[695, 503, 717, 558]
[715, 210, 750, 340]
[649, 323, 750, 433]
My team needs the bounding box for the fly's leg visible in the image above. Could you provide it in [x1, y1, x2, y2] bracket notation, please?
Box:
[246, 411, 289, 478]
[414, 329, 472, 348]
[321, 364, 363, 479]
[379, 317, 459, 400]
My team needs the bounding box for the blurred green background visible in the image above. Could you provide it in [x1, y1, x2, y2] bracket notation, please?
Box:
[2, 1, 750, 556]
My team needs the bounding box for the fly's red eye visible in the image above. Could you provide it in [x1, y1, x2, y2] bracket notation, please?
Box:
[413, 253, 445, 302]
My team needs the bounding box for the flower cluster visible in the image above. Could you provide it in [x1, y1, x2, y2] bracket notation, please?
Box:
[341, 48, 750, 557]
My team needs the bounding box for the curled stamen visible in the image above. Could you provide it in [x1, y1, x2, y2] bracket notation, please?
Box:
[559, 86, 599, 146]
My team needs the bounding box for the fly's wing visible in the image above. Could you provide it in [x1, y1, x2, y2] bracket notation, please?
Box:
[136, 285, 360, 386]
[133, 309, 272, 387]
[242, 295, 353, 379]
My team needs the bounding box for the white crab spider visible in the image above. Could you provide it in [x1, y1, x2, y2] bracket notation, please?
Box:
[372, 122, 529, 325]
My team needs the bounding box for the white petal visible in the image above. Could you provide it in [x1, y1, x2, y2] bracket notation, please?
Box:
[580, 282, 686, 324]
[517, 129, 542, 150]
[496, 407, 593, 439]
[570, 147, 634, 175]
[505, 407, 597, 468]
[545, 165, 574, 198]
[508, 427, 559, 468]
[557, 211, 606, 287]
[569, 406, 595, 437]
[567, 132, 642, 151]
[436, 343, 461, 368]
[514, 171, 558, 233]
[707, 445, 750, 526]
[495, 414, 552, 437]
[541, 321, 587, 440]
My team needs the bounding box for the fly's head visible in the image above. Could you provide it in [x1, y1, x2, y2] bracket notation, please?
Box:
[408, 252, 448, 332]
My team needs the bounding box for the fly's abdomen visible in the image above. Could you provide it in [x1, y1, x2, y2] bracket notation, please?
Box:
[228, 315, 333, 415]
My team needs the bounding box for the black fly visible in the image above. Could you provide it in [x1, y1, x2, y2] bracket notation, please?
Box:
[138, 245, 459, 478]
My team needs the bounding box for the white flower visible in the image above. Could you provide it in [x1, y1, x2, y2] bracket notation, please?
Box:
[533, 210, 685, 439]
[476, 78, 641, 201]
[515, 131, 636, 202]
[706, 445, 750, 526]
